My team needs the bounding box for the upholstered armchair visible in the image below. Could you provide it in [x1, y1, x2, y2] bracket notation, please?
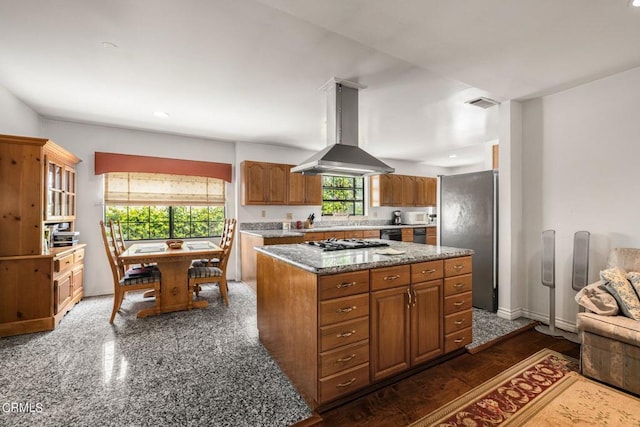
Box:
[576, 248, 640, 394]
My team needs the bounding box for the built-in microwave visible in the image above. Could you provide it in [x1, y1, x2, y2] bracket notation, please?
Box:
[401, 211, 428, 225]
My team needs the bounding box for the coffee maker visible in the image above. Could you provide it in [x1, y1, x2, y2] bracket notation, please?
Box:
[392, 210, 402, 225]
[426, 206, 437, 225]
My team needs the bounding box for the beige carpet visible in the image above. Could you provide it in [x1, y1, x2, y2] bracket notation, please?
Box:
[410, 348, 640, 426]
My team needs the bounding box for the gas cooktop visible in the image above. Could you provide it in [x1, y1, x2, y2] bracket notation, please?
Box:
[304, 238, 389, 252]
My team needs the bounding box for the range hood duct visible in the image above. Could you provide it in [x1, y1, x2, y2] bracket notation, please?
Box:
[291, 79, 394, 177]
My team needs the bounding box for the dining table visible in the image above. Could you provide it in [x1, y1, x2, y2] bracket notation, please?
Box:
[118, 240, 222, 318]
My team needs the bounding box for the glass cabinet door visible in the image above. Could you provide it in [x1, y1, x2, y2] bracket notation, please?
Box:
[64, 167, 76, 217]
[46, 161, 64, 219]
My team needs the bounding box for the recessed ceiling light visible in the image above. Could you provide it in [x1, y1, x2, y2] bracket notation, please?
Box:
[101, 41, 118, 49]
[449, 154, 458, 159]
[153, 111, 169, 118]
[631, 0, 640, 7]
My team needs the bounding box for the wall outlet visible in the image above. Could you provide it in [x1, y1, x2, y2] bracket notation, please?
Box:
[285, 213, 293, 220]
[373, 211, 378, 218]
[261, 210, 266, 218]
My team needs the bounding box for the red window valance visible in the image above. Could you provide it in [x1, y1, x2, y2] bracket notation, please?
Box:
[94, 152, 232, 183]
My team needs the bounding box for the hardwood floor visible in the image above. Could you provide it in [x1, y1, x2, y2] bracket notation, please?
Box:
[296, 329, 579, 427]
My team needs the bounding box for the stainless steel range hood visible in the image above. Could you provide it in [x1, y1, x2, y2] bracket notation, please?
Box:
[291, 79, 394, 177]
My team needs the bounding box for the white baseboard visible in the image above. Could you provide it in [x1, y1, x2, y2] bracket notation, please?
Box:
[521, 308, 577, 333]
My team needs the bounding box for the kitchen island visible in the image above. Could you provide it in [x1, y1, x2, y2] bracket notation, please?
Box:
[255, 240, 473, 411]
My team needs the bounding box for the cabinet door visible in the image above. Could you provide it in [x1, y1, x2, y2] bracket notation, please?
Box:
[402, 176, 416, 206]
[267, 163, 288, 204]
[63, 166, 76, 218]
[45, 158, 64, 219]
[401, 228, 413, 242]
[391, 175, 403, 206]
[411, 280, 443, 365]
[369, 175, 393, 207]
[288, 169, 305, 204]
[242, 161, 268, 204]
[370, 287, 410, 381]
[415, 177, 427, 206]
[54, 271, 73, 314]
[72, 264, 84, 297]
[426, 178, 437, 206]
[304, 175, 322, 205]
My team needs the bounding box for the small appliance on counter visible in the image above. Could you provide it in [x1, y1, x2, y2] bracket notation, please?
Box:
[401, 211, 428, 225]
[426, 206, 437, 225]
[52, 231, 80, 247]
[392, 210, 402, 225]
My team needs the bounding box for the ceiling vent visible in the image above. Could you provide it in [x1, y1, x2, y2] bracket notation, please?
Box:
[466, 97, 499, 109]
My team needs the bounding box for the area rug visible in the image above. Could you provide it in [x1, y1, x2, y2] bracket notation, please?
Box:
[410, 348, 637, 426]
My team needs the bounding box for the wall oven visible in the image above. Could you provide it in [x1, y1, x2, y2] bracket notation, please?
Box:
[380, 229, 402, 241]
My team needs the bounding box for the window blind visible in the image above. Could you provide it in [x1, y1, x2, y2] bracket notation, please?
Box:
[104, 172, 225, 206]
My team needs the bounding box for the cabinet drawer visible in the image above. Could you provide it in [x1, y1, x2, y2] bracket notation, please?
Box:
[319, 317, 369, 352]
[362, 229, 380, 239]
[319, 363, 369, 403]
[320, 294, 370, 326]
[371, 265, 411, 291]
[444, 309, 472, 335]
[54, 253, 74, 273]
[411, 260, 443, 283]
[445, 328, 472, 353]
[444, 256, 472, 277]
[444, 291, 472, 314]
[319, 271, 370, 300]
[343, 230, 363, 239]
[426, 227, 436, 237]
[73, 248, 85, 264]
[305, 232, 326, 241]
[319, 340, 369, 378]
[444, 274, 472, 296]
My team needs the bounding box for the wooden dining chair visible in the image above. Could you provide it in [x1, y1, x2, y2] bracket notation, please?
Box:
[187, 219, 236, 307]
[100, 220, 162, 323]
[191, 218, 236, 268]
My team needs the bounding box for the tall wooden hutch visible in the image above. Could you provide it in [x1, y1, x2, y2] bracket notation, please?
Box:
[0, 134, 85, 337]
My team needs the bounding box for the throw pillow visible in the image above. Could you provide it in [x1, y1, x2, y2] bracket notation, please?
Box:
[574, 281, 619, 315]
[601, 267, 640, 320]
[627, 272, 640, 299]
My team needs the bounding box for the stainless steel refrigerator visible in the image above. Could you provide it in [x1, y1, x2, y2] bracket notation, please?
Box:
[439, 170, 498, 312]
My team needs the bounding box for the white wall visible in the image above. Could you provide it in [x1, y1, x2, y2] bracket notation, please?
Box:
[521, 66, 640, 331]
[0, 84, 41, 136]
[42, 119, 236, 297]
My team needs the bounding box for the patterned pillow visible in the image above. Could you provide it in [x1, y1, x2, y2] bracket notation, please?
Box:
[627, 272, 640, 300]
[601, 267, 640, 320]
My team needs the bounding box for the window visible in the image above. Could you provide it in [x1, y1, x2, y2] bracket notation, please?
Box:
[103, 172, 225, 240]
[321, 175, 365, 216]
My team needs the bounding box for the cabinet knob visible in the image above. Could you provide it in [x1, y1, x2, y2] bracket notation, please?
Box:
[453, 283, 465, 288]
[336, 378, 356, 388]
[453, 264, 464, 270]
[454, 337, 465, 344]
[336, 330, 356, 338]
[453, 301, 465, 307]
[421, 269, 436, 274]
[384, 275, 400, 281]
[336, 306, 356, 314]
[454, 319, 465, 325]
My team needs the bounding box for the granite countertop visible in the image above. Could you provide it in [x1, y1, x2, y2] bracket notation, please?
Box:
[240, 224, 436, 238]
[254, 240, 473, 275]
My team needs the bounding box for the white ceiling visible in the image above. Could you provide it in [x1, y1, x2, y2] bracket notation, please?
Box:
[1, 1, 639, 167]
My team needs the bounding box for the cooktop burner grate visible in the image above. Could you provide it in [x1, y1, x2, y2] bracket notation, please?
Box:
[304, 238, 389, 252]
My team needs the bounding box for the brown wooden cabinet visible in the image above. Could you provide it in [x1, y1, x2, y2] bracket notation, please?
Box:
[241, 161, 288, 205]
[370, 263, 444, 382]
[241, 160, 322, 206]
[0, 134, 83, 337]
[257, 251, 471, 411]
[288, 170, 322, 205]
[401, 228, 413, 242]
[427, 227, 437, 245]
[370, 174, 437, 207]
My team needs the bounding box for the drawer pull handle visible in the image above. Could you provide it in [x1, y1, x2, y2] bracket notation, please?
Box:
[336, 378, 356, 388]
[454, 283, 465, 288]
[337, 282, 356, 289]
[384, 275, 400, 281]
[453, 301, 465, 307]
[453, 264, 464, 270]
[454, 319, 465, 325]
[337, 354, 356, 363]
[454, 337, 465, 344]
[336, 306, 356, 313]
[421, 269, 436, 274]
[337, 330, 356, 338]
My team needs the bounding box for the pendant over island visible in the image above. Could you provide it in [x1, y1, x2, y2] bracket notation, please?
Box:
[255, 239, 474, 411]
